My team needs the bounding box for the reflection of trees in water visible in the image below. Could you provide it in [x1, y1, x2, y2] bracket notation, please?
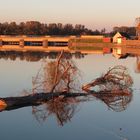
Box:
[31, 52, 133, 125]
[32, 97, 79, 126]
[92, 92, 132, 112]
[0, 51, 47, 61]
[0, 51, 85, 62]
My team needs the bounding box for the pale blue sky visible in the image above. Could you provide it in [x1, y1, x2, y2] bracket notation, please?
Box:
[0, 0, 139, 31]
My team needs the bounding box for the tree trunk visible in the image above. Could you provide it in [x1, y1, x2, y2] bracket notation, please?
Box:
[0, 92, 89, 111]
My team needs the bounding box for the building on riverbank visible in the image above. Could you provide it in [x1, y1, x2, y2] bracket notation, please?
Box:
[113, 32, 130, 43]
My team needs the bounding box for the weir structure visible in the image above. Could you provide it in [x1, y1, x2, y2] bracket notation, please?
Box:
[0, 35, 74, 52]
[1, 35, 140, 59]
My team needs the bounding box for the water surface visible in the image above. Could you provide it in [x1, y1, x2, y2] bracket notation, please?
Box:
[0, 52, 140, 140]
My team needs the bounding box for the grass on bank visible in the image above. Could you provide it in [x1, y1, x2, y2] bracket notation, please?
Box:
[69, 46, 103, 51]
[70, 38, 103, 43]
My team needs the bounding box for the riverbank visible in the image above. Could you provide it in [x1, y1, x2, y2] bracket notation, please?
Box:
[1, 35, 140, 58]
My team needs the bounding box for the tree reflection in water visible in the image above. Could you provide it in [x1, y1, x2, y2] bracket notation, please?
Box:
[32, 98, 80, 126]
[92, 92, 132, 112]
[32, 52, 133, 125]
[0, 51, 85, 62]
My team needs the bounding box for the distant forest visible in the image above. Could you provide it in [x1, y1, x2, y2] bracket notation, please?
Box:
[111, 26, 136, 36]
[0, 21, 136, 36]
[0, 21, 103, 35]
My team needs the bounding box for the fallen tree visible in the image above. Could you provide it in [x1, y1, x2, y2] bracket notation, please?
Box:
[0, 92, 89, 111]
[0, 51, 133, 125]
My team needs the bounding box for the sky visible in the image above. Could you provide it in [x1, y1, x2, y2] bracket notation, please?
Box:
[0, 0, 140, 31]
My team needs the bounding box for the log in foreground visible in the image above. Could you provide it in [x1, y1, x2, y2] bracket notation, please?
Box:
[0, 92, 89, 111]
[0, 89, 132, 113]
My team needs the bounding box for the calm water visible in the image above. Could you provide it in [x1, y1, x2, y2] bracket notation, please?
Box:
[0, 52, 140, 140]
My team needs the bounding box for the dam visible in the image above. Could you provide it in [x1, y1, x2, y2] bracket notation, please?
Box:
[0, 35, 73, 52]
[2, 35, 140, 58]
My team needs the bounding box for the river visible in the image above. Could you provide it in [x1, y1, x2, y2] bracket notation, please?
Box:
[0, 52, 140, 140]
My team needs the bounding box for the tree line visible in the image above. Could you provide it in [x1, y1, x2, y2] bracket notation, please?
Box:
[0, 21, 103, 36]
[0, 21, 137, 36]
[111, 26, 136, 36]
